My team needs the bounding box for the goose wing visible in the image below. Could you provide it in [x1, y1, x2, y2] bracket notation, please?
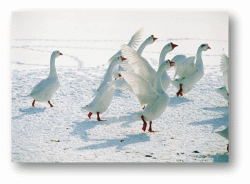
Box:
[121, 44, 156, 85]
[108, 28, 143, 63]
[117, 71, 159, 106]
[174, 56, 197, 79]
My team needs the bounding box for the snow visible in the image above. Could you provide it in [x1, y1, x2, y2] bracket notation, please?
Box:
[11, 37, 229, 163]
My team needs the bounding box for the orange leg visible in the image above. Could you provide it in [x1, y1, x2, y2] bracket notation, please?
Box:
[148, 121, 158, 132]
[32, 100, 35, 107]
[97, 112, 106, 121]
[88, 112, 93, 119]
[48, 101, 53, 107]
[176, 84, 183, 97]
[141, 115, 147, 132]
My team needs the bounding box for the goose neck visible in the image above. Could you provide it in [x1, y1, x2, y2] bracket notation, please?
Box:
[137, 39, 149, 56]
[195, 49, 203, 68]
[158, 47, 171, 68]
[49, 56, 58, 78]
[104, 60, 119, 82]
[154, 66, 167, 93]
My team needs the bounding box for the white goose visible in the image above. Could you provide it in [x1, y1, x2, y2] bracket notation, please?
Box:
[97, 56, 127, 92]
[28, 50, 63, 107]
[121, 42, 177, 91]
[171, 44, 211, 96]
[117, 60, 175, 132]
[82, 56, 127, 121]
[108, 28, 143, 63]
[215, 54, 229, 102]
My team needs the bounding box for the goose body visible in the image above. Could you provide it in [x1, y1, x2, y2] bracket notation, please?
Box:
[117, 60, 175, 132]
[28, 50, 63, 107]
[83, 56, 126, 121]
[171, 44, 211, 96]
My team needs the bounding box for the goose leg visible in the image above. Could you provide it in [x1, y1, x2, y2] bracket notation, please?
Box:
[88, 112, 93, 119]
[97, 112, 106, 121]
[176, 84, 183, 97]
[48, 101, 53, 107]
[141, 115, 147, 132]
[32, 100, 35, 107]
[148, 121, 158, 132]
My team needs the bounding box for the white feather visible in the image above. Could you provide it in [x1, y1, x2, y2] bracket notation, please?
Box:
[108, 28, 143, 63]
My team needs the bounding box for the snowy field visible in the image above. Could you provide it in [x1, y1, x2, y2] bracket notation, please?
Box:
[11, 37, 229, 163]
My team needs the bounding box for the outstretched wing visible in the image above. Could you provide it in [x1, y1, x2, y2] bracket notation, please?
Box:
[121, 44, 156, 85]
[174, 56, 197, 79]
[108, 28, 143, 63]
[127, 27, 143, 49]
[220, 54, 229, 93]
[118, 71, 159, 106]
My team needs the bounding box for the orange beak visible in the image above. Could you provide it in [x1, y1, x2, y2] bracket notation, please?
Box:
[207, 45, 211, 50]
[60, 53, 63, 55]
[120, 56, 127, 61]
[171, 42, 178, 49]
[169, 60, 176, 66]
[152, 35, 158, 42]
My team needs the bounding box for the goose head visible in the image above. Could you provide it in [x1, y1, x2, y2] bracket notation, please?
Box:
[199, 44, 211, 51]
[161, 59, 176, 70]
[111, 55, 127, 65]
[51, 50, 63, 58]
[162, 42, 178, 53]
[146, 35, 158, 44]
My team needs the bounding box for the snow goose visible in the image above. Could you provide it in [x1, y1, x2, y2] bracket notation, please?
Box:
[117, 60, 175, 132]
[171, 44, 211, 96]
[108, 28, 143, 63]
[215, 54, 229, 103]
[28, 50, 63, 107]
[121, 42, 177, 91]
[82, 56, 127, 121]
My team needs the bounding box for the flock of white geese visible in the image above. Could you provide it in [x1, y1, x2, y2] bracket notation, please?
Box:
[28, 28, 229, 134]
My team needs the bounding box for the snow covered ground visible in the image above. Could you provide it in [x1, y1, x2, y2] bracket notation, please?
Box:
[11, 37, 229, 163]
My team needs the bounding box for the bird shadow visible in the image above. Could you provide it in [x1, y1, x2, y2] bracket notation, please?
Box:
[71, 111, 140, 142]
[12, 107, 46, 120]
[203, 106, 228, 113]
[189, 110, 228, 131]
[77, 133, 150, 151]
[168, 96, 193, 107]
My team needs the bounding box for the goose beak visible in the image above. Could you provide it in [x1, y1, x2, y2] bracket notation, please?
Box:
[207, 45, 211, 50]
[169, 60, 176, 66]
[60, 53, 63, 55]
[120, 56, 127, 61]
[171, 42, 178, 49]
[152, 35, 158, 42]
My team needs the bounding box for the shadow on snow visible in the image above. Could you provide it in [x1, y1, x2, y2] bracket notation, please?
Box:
[77, 133, 150, 151]
[168, 96, 193, 107]
[71, 111, 140, 141]
[12, 107, 46, 120]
